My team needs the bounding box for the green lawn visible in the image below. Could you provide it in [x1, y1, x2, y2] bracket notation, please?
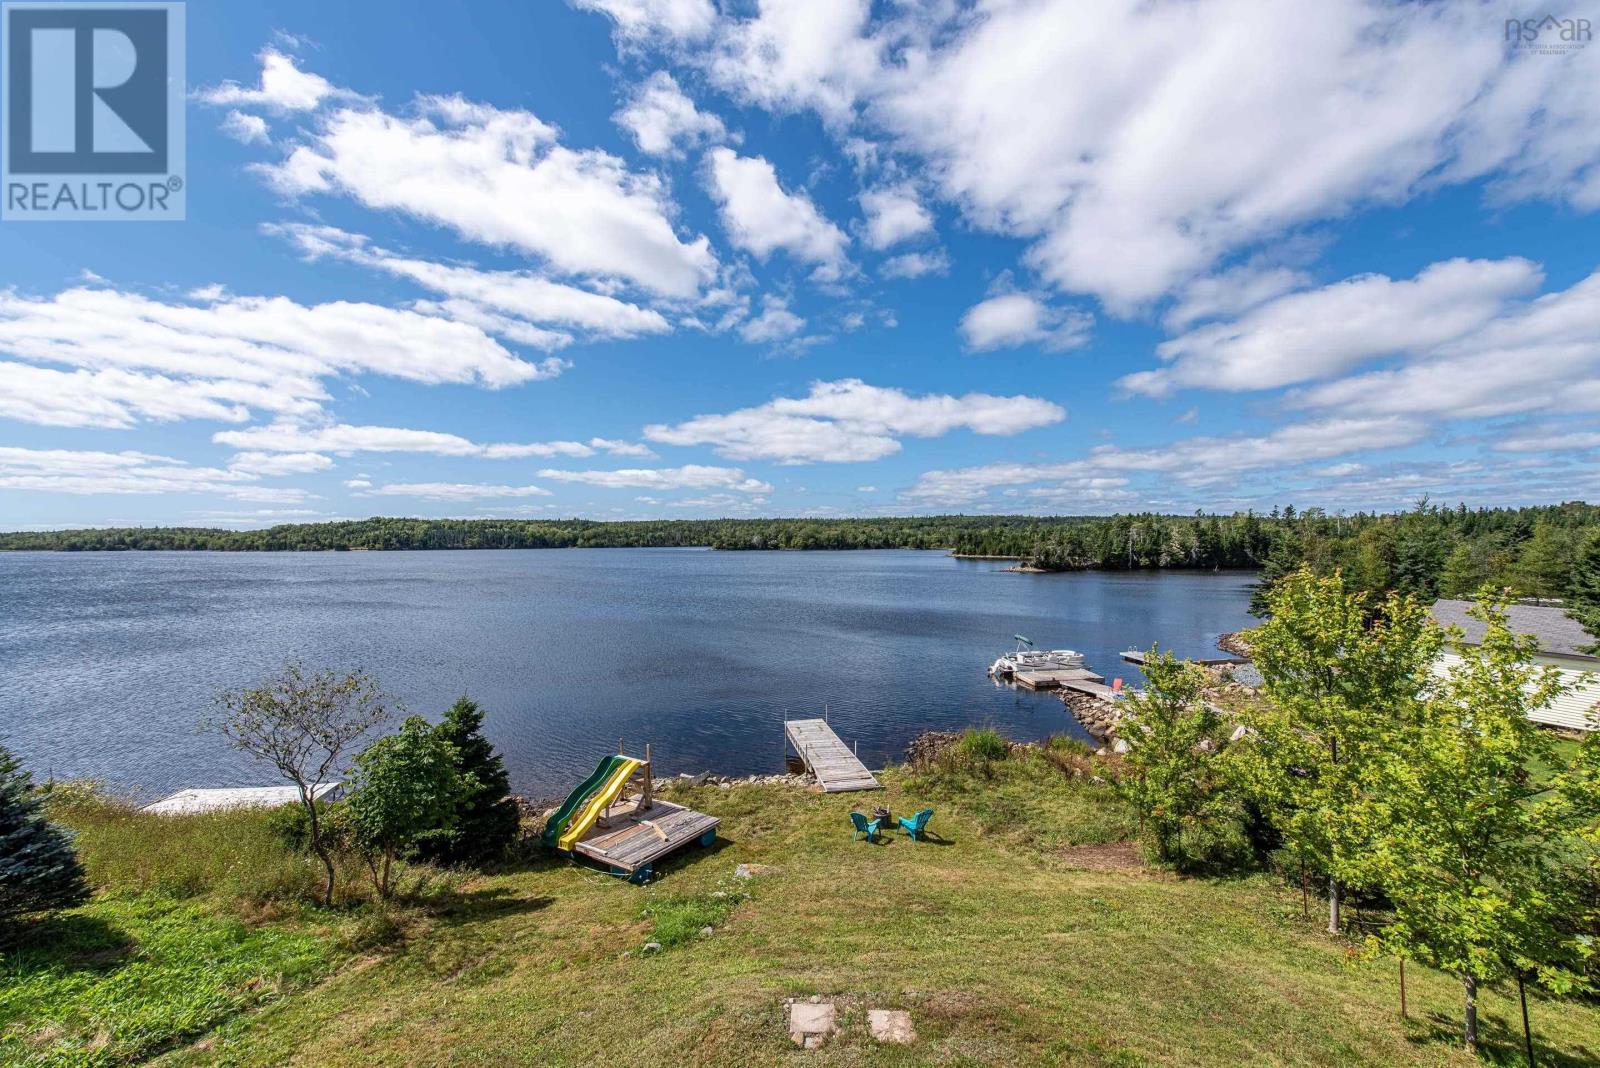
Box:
[14, 751, 1600, 1066]
[0, 895, 331, 1067]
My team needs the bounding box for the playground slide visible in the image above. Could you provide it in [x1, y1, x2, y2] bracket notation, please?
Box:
[556, 757, 641, 851]
[544, 755, 642, 851]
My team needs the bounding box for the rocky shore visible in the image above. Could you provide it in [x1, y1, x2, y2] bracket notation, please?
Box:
[1060, 690, 1122, 739]
[1216, 630, 1253, 658]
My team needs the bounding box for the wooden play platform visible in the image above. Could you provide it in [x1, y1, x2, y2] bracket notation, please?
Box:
[569, 796, 719, 879]
[546, 744, 720, 881]
[783, 717, 881, 793]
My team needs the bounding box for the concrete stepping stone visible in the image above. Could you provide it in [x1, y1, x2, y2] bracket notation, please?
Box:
[867, 1008, 915, 1044]
[787, 1001, 837, 1048]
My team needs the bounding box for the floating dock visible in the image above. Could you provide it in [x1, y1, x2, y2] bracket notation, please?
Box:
[569, 796, 719, 879]
[783, 718, 881, 793]
[1012, 666, 1104, 691]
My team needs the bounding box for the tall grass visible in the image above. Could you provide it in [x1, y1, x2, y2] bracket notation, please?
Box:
[955, 726, 1011, 763]
[0, 895, 332, 1067]
[902, 734, 1134, 851]
[43, 786, 446, 910]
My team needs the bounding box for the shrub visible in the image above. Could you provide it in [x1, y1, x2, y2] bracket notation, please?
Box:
[348, 717, 465, 897]
[1120, 652, 1255, 875]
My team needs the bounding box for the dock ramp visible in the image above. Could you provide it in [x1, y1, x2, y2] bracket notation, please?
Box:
[784, 718, 881, 793]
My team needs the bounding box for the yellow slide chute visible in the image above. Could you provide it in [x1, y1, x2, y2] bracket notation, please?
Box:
[557, 757, 641, 851]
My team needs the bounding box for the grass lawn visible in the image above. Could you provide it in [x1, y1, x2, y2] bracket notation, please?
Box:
[23, 751, 1567, 1067]
[0, 894, 331, 1066]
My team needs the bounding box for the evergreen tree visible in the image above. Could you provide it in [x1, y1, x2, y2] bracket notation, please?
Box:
[1248, 530, 1303, 617]
[0, 745, 89, 925]
[1437, 542, 1484, 599]
[415, 698, 521, 865]
[1568, 530, 1600, 653]
[1512, 522, 1573, 599]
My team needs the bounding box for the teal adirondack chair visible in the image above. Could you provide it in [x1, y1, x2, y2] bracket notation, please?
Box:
[850, 810, 882, 842]
[898, 808, 934, 841]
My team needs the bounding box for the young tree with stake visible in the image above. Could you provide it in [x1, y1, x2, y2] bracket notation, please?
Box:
[1247, 568, 1441, 934]
[1367, 591, 1591, 1054]
[207, 661, 395, 906]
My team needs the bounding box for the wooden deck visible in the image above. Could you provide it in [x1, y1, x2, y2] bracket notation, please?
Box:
[784, 718, 881, 793]
[1012, 666, 1104, 691]
[569, 797, 719, 875]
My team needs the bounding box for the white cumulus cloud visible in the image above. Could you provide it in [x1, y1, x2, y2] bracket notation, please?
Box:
[645, 378, 1064, 463]
[705, 148, 849, 272]
[615, 71, 728, 157]
[960, 293, 1092, 352]
[260, 92, 716, 298]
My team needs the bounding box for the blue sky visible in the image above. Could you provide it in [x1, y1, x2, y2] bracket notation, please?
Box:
[3, 0, 1600, 528]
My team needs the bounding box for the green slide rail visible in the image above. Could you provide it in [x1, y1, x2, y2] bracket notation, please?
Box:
[542, 754, 628, 849]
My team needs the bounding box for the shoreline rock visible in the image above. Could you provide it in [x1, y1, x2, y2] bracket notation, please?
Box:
[1060, 691, 1122, 739]
[1216, 630, 1253, 658]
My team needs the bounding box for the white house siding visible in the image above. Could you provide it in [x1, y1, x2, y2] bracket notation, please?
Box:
[1435, 652, 1599, 732]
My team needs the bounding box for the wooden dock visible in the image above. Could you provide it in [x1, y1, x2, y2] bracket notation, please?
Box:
[1119, 650, 1247, 667]
[1061, 678, 1120, 699]
[1012, 667, 1104, 691]
[784, 718, 881, 793]
[570, 797, 719, 876]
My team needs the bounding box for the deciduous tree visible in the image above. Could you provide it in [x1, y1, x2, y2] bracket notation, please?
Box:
[1366, 592, 1589, 1051]
[1121, 652, 1251, 873]
[207, 662, 394, 906]
[347, 717, 466, 897]
[1246, 568, 1441, 934]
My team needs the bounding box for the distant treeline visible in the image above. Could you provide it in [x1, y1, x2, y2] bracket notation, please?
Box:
[4, 503, 1598, 608]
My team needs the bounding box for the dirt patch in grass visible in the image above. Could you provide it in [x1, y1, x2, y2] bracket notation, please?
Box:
[1058, 841, 1149, 873]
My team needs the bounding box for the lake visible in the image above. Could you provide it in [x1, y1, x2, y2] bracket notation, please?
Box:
[0, 549, 1256, 798]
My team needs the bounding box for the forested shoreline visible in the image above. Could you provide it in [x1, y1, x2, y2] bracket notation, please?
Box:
[4, 501, 1599, 607]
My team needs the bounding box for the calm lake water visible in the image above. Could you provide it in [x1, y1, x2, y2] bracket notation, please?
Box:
[0, 550, 1256, 798]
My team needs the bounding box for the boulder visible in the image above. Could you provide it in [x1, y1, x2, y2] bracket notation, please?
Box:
[788, 1001, 837, 1048]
